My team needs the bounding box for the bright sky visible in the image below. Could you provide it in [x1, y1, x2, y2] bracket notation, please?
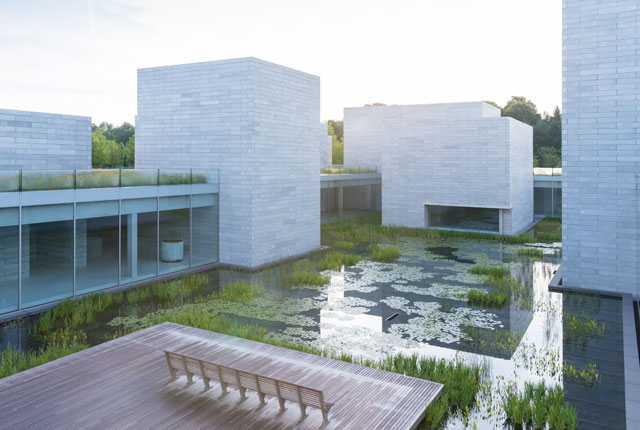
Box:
[0, 0, 561, 125]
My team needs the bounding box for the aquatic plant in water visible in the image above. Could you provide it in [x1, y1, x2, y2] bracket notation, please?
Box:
[470, 264, 507, 278]
[467, 289, 506, 308]
[318, 251, 361, 271]
[218, 281, 262, 302]
[367, 244, 401, 262]
[501, 382, 576, 430]
[563, 313, 606, 344]
[517, 247, 545, 259]
[0, 329, 88, 379]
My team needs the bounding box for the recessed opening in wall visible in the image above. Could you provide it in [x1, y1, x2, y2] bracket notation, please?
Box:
[426, 205, 499, 233]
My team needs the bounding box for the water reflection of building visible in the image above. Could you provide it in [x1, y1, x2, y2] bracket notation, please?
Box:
[562, 293, 625, 430]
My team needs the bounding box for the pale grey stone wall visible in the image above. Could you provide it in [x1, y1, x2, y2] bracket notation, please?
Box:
[136, 57, 320, 268]
[344, 102, 532, 235]
[562, 0, 640, 295]
[319, 123, 331, 167]
[0, 109, 91, 170]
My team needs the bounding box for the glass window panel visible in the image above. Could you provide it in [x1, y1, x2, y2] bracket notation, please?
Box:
[552, 181, 562, 217]
[121, 198, 157, 283]
[428, 205, 499, 233]
[21, 204, 74, 308]
[0, 208, 19, 314]
[76, 201, 119, 294]
[159, 196, 190, 274]
[192, 194, 218, 267]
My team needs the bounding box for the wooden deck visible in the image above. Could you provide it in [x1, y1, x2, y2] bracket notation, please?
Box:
[0, 323, 443, 429]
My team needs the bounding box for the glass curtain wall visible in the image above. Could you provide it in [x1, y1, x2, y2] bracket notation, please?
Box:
[121, 198, 158, 283]
[192, 194, 218, 267]
[76, 201, 120, 294]
[21, 204, 74, 308]
[159, 196, 191, 274]
[428, 205, 500, 233]
[0, 191, 218, 316]
[534, 181, 562, 217]
[0, 208, 19, 313]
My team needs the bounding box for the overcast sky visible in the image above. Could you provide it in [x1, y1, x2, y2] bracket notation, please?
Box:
[0, 0, 561, 125]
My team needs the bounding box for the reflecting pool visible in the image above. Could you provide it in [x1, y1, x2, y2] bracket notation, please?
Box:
[0, 231, 623, 429]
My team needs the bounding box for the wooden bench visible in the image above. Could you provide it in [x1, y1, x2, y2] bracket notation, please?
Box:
[164, 350, 335, 425]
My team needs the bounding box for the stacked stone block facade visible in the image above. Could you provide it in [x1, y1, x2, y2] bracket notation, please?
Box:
[0, 109, 91, 170]
[345, 102, 533, 235]
[562, 0, 640, 295]
[136, 58, 320, 268]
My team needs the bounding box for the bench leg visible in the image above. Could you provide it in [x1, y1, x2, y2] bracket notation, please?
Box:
[278, 398, 286, 413]
[166, 368, 178, 384]
[321, 410, 329, 425]
[184, 371, 194, 387]
[256, 391, 267, 408]
[219, 381, 229, 397]
[200, 377, 211, 394]
[298, 404, 307, 420]
[239, 387, 247, 401]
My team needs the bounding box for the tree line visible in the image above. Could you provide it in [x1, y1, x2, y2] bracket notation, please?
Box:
[327, 96, 561, 167]
[91, 122, 135, 168]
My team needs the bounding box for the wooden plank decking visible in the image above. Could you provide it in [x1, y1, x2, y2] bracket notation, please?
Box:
[0, 322, 443, 429]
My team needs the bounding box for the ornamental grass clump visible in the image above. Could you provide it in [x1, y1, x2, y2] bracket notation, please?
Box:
[368, 244, 401, 262]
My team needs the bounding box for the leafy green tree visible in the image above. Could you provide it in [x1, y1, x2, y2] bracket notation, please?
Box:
[123, 135, 135, 167]
[534, 146, 561, 168]
[328, 122, 344, 164]
[97, 122, 135, 145]
[91, 122, 135, 168]
[327, 120, 343, 142]
[502, 96, 541, 126]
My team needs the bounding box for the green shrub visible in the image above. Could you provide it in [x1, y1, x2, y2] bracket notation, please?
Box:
[368, 244, 401, 262]
[319, 252, 361, 271]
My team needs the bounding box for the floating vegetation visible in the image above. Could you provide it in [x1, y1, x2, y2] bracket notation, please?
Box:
[563, 313, 606, 344]
[318, 251, 361, 271]
[471, 264, 507, 278]
[501, 382, 576, 430]
[467, 289, 506, 308]
[534, 217, 562, 243]
[391, 283, 474, 301]
[517, 248, 544, 259]
[368, 244, 401, 262]
[385, 299, 503, 345]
